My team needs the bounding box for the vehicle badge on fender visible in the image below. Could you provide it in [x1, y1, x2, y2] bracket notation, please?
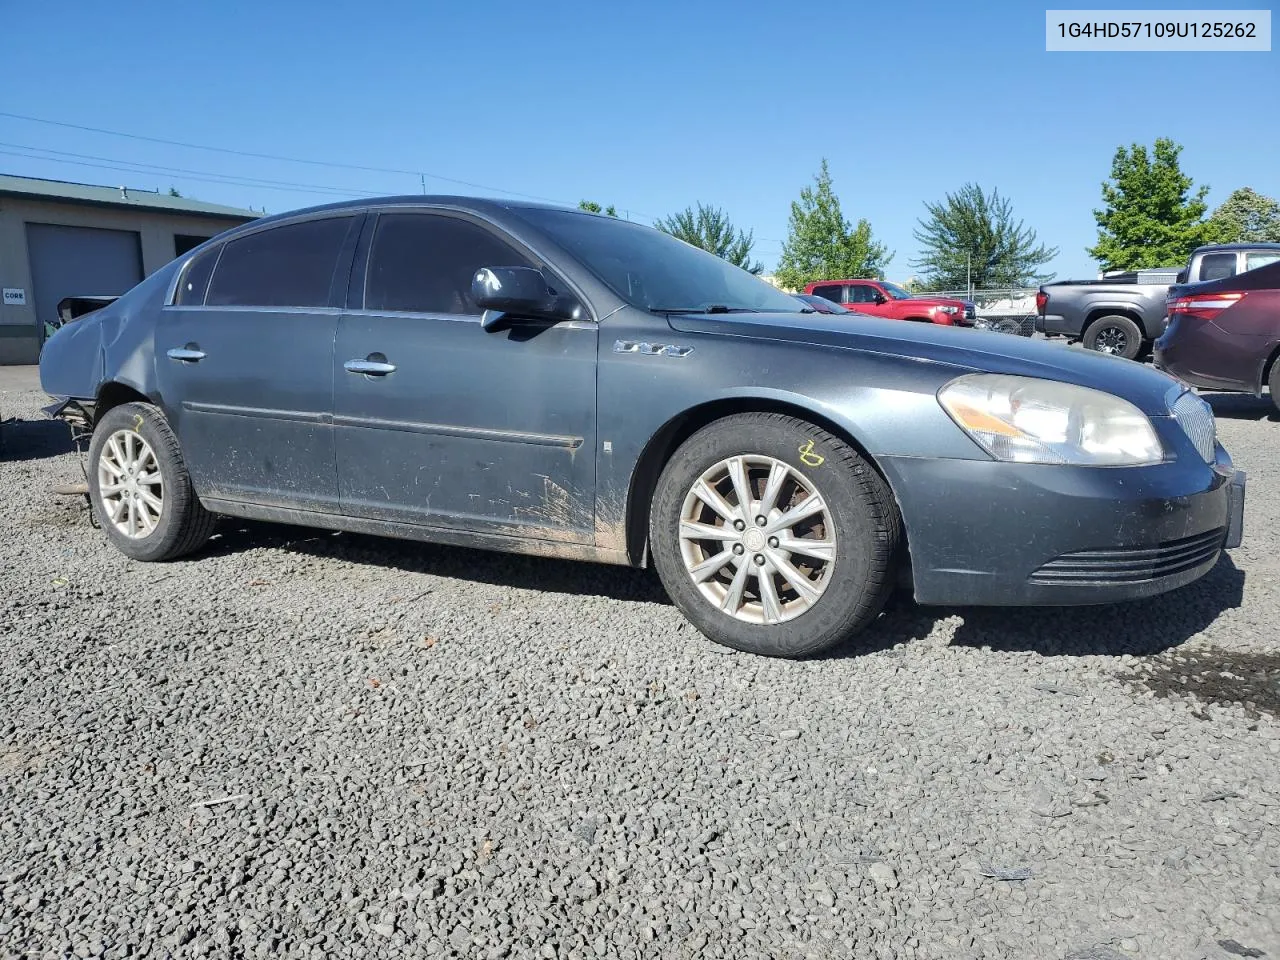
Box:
[614, 340, 693, 358]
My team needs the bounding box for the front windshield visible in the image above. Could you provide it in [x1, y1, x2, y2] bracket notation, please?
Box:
[515, 208, 802, 313]
[880, 281, 913, 300]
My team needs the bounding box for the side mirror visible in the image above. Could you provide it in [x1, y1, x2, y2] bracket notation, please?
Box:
[472, 266, 580, 331]
[871, 292, 887, 305]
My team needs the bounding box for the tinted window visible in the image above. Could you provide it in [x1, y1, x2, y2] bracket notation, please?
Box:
[174, 246, 219, 306]
[207, 217, 352, 308]
[810, 284, 843, 302]
[848, 283, 878, 303]
[1198, 253, 1237, 283]
[365, 214, 538, 315]
[1245, 252, 1280, 272]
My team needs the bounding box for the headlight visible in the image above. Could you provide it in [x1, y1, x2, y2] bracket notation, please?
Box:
[938, 374, 1164, 466]
[934, 305, 959, 315]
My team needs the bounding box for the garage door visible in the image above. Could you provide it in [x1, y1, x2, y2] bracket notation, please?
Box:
[25, 223, 144, 328]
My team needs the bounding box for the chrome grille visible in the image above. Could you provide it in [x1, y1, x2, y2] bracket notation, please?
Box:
[1029, 528, 1225, 585]
[1170, 389, 1216, 462]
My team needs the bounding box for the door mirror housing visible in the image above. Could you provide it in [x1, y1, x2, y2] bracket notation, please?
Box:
[870, 290, 887, 305]
[472, 266, 581, 331]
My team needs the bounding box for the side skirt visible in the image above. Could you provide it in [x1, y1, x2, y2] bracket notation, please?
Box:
[201, 497, 635, 567]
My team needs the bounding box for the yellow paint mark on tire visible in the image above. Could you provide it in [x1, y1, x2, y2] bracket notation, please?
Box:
[798, 440, 825, 467]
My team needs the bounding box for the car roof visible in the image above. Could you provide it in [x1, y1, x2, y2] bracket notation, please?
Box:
[236, 194, 586, 230]
[811, 278, 880, 285]
[1191, 242, 1280, 253]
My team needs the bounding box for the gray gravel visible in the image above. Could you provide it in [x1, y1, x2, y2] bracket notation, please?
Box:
[2, 365, 1278, 960]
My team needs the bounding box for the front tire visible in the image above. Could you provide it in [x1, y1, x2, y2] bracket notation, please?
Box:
[88, 402, 217, 561]
[649, 413, 900, 658]
[1083, 315, 1144, 360]
[1269, 360, 1280, 416]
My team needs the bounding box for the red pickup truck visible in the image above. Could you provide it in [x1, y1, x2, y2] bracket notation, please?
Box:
[803, 279, 974, 326]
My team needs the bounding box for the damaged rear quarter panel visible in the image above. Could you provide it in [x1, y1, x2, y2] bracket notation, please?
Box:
[39, 267, 174, 408]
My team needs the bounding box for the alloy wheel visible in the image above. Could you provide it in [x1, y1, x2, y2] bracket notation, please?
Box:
[98, 429, 164, 539]
[1095, 325, 1129, 355]
[678, 455, 837, 625]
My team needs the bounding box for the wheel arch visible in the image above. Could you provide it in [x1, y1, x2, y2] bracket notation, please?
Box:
[1083, 307, 1148, 339]
[622, 396, 908, 570]
[1260, 342, 1280, 394]
[94, 380, 154, 424]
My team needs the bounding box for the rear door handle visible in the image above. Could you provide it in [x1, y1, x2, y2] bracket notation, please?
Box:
[167, 347, 206, 362]
[344, 359, 396, 376]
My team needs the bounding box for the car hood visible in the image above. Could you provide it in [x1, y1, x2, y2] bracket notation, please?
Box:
[903, 295, 966, 308]
[667, 310, 1185, 416]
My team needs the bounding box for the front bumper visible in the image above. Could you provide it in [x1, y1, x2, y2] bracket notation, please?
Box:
[880, 448, 1243, 607]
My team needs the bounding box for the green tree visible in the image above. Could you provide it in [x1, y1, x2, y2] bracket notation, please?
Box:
[910, 183, 1057, 289]
[1088, 138, 1217, 270]
[775, 159, 890, 290]
[167, 186, 182, 197]
[1209, 187, 1280, 243]
[578, 200, 618, 217]
[654, 203, 762, 273]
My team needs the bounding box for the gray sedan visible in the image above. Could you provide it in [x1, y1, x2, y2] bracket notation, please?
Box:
[39, 197, 1245, 657]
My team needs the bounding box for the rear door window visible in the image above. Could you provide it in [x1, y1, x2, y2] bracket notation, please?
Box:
[810, 284, 844, 303]
[1197, 253, 1238, 283]
[364, 213, 539, 315]
[206, 217, 353, 308]
[173, 245, 220, 305]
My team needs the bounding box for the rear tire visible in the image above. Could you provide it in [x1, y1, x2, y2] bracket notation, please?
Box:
[1269, 360, 1280, 416]
[1083, 315, 1144, 360]
[649, 413, 900, 658]
[88, 402, 217, 561]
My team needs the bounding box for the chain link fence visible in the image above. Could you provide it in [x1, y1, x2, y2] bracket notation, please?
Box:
[917, 287, 1040, 337]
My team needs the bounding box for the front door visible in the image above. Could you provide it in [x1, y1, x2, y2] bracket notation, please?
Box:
[156, 215, 361, 512]
[846, 282, 888, 317]
[333, 211, 598, 543]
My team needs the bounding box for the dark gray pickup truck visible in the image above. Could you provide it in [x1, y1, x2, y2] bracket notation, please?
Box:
[1036, 243, 1280, 360]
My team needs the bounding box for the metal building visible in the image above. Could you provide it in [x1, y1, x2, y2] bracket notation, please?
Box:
[0, 174, 257, 364]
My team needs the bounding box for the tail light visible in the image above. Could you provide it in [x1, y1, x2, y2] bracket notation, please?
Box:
[1167, 291, 1247, 320]
[1035, 291, 1048, 315]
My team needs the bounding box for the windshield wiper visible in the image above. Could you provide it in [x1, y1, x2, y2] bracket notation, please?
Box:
[650, 304, 742, 314]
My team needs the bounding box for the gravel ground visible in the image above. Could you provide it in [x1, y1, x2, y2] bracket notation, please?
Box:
[2, 365, 1278, 960]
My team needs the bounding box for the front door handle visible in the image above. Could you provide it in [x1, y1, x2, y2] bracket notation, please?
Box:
[167, 346, 206, 362]
[344, 359, 396, 376]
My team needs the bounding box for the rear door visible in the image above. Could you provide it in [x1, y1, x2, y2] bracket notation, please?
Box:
[156, 214, 362, 512]
[333, 210, 598, 543]
[809, 283, 848, 309]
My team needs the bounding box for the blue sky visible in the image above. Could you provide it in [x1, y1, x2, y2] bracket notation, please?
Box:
[2, 0, 1276, 281]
